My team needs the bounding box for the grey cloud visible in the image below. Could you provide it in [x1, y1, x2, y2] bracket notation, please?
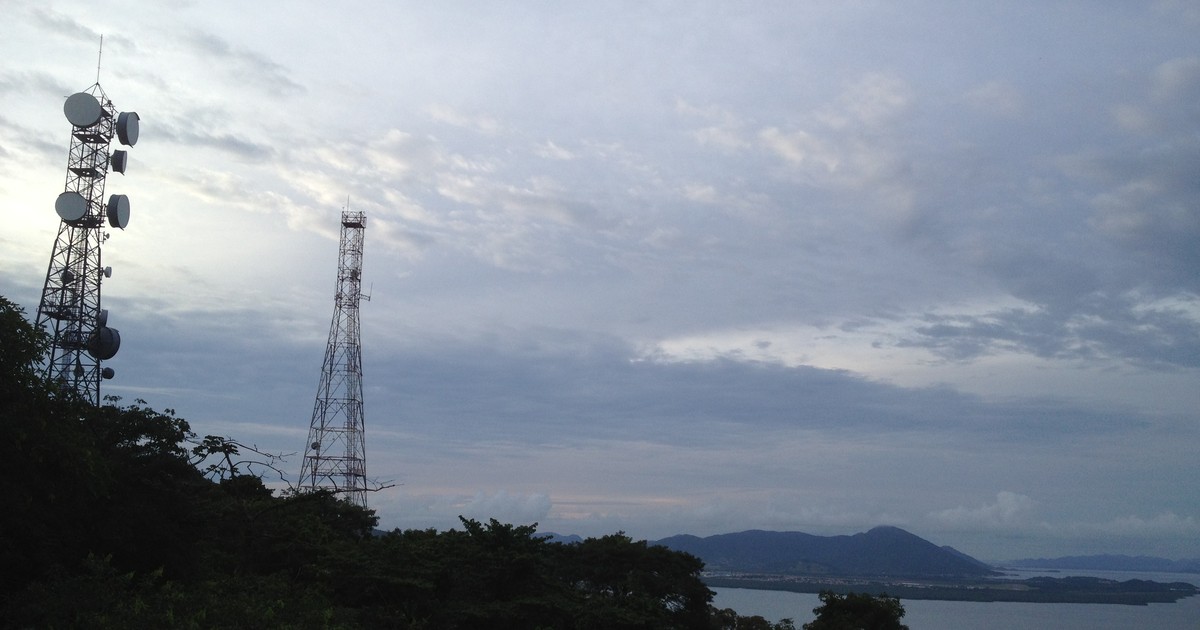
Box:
[145, 100, 280, 162]
[0, 112, 62, 164]
[1085, 143, 1200, 293]
[28, 8, 137, 54]
[30, 8, 100, 43]
[370, 334, 1157, 448]
[186, 32, 305, 98]
[901, 295, 1200, 369]
[0, 69, 73, 97]
[156, 125, 277, 161]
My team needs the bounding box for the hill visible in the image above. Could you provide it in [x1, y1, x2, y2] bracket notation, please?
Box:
[656, 526, 997, 578]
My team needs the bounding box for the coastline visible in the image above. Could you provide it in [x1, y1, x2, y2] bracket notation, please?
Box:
[703, 572, 1199, 606]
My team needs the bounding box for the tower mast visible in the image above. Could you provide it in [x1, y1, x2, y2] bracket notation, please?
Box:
[299, 209, 369, 507]
[35, 73, 140, 405]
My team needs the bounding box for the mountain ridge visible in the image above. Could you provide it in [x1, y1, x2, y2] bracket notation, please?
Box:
[654, 525, 997, 578]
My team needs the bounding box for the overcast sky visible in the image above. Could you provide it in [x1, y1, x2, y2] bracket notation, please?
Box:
[3, 1, 1198, 561]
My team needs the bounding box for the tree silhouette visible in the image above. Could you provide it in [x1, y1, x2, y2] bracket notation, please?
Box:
[803, 591, 908, 630]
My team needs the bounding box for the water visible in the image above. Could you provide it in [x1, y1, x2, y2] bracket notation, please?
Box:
[711, 570, 1200, 630]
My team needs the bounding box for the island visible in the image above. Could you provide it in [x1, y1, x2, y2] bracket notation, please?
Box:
[655, 526, 1199, 605]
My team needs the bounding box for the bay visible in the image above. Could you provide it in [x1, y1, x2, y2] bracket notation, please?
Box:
[711, 569, 1200, 630]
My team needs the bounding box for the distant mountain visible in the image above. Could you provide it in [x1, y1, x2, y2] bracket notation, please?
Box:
[655, 526, 997, 578]
[537, 532, 584, 545]
[942, 544, 995, 572]
[1004, 554, 1200, 574]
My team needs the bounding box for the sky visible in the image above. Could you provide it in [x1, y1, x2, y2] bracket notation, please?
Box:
[2, 1, 1198, 562]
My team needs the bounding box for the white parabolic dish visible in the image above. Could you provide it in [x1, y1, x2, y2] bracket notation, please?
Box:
[64, 92, 102, 128]
[55, 191, 88, 222]
[87, 326, 121, 360]
[106, 194, 130, 229]
[117, 111, 139, 146]
[111, 150, 128, 174]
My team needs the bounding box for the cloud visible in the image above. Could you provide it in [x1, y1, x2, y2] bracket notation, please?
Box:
[759, 127, 839, 174]
[534, 140, 575, 160]
[30, 7, 102, 44]
[678, 99, 751, 152]
[929, 492, 1036, 530]
[154, 125, 277, 161]
[962, 80, 1025, 117]
[462, 490, 553, 524]
[898, 295, 1200, 369]
[1092, 511, 1200, 537]
[823, 73, 914, 128]
[0, 69, 72, 98]
[749, 72, 919, 229]
[1086, 149, 1200, 293]
[1150, 56, 1200, 102]
[186, 31, 305, 98]
[878, 54, 1200, 372]
[427, 104, 504, 135]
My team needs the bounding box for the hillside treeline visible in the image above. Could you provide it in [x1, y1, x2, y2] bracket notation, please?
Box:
[0, 296, 794, 629]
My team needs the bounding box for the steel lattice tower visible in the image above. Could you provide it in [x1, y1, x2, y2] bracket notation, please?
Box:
[35, 81, 139, 405]
[299, 210, 369, 507]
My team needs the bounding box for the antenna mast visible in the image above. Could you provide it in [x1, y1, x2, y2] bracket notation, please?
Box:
[299, 209, 370, 507]
[35, 71, 140, 404]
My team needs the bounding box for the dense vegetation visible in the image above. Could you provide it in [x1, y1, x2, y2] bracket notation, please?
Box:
[803, 591, 908, 630]
[1, 296, 807, 629]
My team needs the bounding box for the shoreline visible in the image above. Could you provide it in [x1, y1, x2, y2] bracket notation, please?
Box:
[703, 573, 1199, 606]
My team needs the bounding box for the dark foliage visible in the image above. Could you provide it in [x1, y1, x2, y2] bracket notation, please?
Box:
[803, 591, 908, 630]
[1, 296, 794, 629]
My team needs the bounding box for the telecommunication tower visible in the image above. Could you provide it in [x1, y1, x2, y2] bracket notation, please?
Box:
[299, 210, 370, 507]
[35, 70, 140, 405]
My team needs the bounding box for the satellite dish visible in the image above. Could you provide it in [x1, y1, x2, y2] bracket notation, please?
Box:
[86, 326, 121, 360]
[98, 308, 108, 327]
[61, 269, 75, 284]
[101, 367, 116, 379]
[64, 92, 103, 127]
[116, 111, 140, 146]
[111, 150, 128, 174]
[55, 191, 88, 222]
[102, 266, 113, 278]
[106, 194, 130, 229]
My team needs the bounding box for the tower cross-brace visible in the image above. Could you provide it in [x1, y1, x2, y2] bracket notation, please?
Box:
[299, 210, 369, 507]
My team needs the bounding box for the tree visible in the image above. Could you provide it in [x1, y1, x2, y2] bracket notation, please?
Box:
[802, 591, 908, 630]
[0, 296, 48, 398]
[711, 607, 797, 630]
[560, 532, 714, 629]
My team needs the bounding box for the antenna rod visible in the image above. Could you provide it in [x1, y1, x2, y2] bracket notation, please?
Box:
[96, 35, 103, 84]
